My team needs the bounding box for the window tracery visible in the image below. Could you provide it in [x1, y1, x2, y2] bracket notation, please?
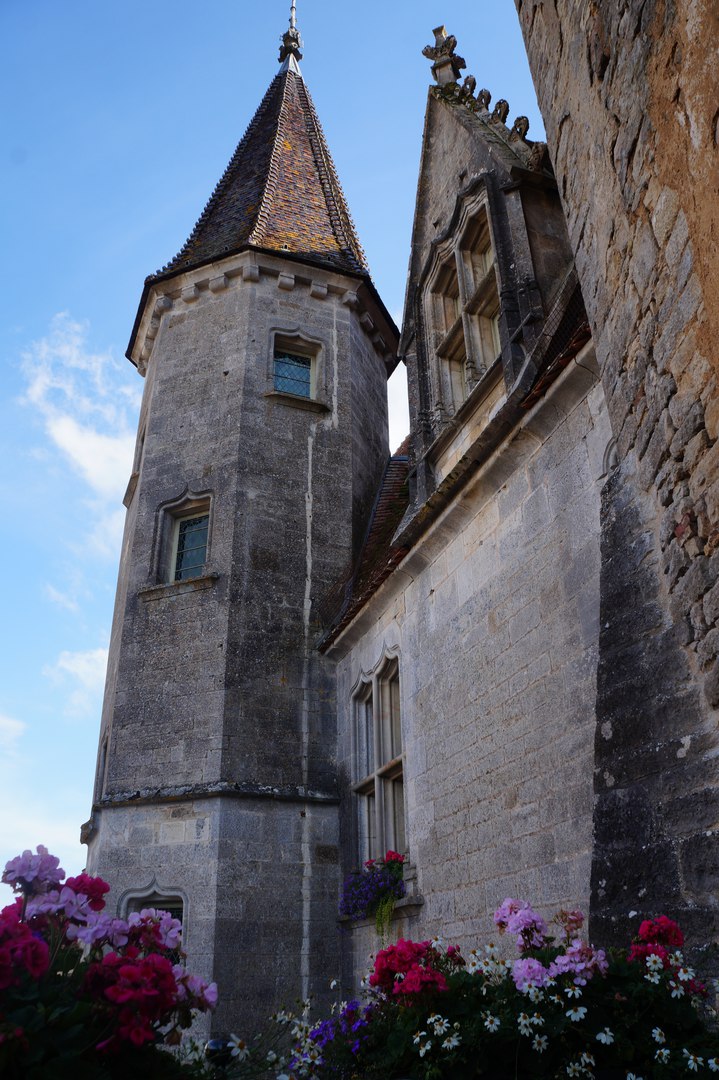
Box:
[425, 201, 501, 419]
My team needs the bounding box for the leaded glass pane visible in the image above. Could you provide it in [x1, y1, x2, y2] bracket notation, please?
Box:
[389, 672, 401, 757]
[355, 694, 374, 780]
[392, 776, 405, 854]
[274, 351, 311, 398]
[175, 515, 209, 581]
[366, 792, 377, 860]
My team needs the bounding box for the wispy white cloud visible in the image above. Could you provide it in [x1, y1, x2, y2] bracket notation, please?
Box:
[46, 415, 135, 501]
[43, 647, 109, 718]
[21, 313, 140, 559]
[87, 507, 129, 559]
[0, 713, 26, 755]
[44, 584, 80, 614]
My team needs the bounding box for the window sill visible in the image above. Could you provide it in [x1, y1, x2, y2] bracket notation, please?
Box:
[264, 390, 330, 414]
[337, 892, 425, 929]
[139, 573, 219, 602]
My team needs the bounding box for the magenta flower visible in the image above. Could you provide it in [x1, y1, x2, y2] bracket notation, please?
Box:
[555, 908, 585, 940]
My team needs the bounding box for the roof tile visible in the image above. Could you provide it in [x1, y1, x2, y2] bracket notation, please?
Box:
[155, 69, 368, 280]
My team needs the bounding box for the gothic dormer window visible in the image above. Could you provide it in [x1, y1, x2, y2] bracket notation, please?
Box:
[154, 492, 213, 585]
[459, 210, 501, 372]
[172, 512, 210, 582]
[425, 199, 502, 420]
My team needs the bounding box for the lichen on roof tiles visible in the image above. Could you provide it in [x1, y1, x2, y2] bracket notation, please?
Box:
[154, 68, 368, 281]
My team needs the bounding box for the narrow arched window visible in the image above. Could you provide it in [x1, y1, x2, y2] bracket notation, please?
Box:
[352, 658, 406, 861]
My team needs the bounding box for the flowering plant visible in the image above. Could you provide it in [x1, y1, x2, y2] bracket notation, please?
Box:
[280, 899, 719, 1079]
[0, 845, 216, 1079]
[338, 851, 405, 937]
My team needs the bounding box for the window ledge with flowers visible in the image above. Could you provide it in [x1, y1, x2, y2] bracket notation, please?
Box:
[338, 852, 423, 939]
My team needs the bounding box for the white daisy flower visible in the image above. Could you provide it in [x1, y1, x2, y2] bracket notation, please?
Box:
[566, 1006, 587, 1021]
[228, 1034, 250, 1062]
[483, 1013, 500, 1032]
[517, 1012, 533, 1036]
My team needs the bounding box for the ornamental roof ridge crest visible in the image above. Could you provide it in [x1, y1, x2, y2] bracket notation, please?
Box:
[246, 74, 295, 249]
[294, 75, 368, 272]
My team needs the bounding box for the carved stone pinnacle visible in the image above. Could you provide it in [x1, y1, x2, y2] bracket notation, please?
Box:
[423, 25, 466, 86]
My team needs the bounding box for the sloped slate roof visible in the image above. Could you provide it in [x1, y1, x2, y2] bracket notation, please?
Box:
[319, 439, 411, 647]
[154, 67, 368, 280]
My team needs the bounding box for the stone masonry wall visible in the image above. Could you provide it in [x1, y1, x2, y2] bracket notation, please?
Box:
[332, 357, 611, 977]
[515, 0, 719, 944]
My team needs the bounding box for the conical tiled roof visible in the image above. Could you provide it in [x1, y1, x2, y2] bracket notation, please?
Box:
[154, 66, 368, 280]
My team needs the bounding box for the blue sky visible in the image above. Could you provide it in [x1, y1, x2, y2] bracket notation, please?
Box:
[0, 1, 544, 899]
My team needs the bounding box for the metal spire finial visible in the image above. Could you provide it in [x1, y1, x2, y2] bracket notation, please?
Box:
[279, 0, 303, 69]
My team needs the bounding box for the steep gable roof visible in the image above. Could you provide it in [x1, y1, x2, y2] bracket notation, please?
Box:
[401, 87, 550, 339]
[153, 66, 368, 281]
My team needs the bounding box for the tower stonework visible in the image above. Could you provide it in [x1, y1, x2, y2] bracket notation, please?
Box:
[85, 29, 397, 1032]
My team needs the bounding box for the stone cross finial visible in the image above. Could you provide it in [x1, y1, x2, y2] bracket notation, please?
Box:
[422, 25, 466, 86]
[279, 0, 303, 65]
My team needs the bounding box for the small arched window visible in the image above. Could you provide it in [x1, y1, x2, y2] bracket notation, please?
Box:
[125, 892, 185, 964]
[155, 492, 212, 584]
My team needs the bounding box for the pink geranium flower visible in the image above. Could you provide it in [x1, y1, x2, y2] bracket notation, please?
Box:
[2, 846, 64, 895]
[512, 956, 550, 990]
[494, 898, 548, 950]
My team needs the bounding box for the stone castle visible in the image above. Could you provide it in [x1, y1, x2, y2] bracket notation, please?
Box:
[84, 2, 719, 1036]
